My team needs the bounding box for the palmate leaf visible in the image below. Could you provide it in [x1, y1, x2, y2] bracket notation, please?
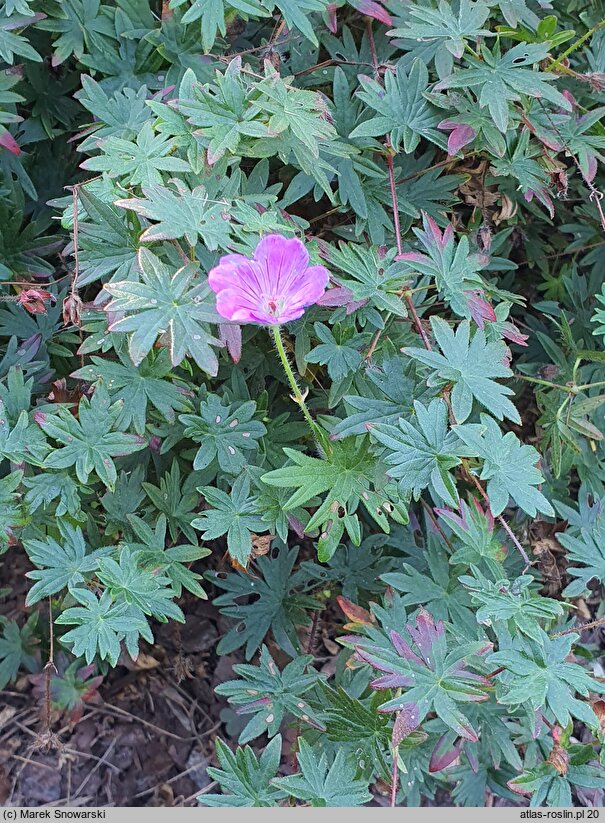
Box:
[34, 386, 147, 489]
[262, 441, 408, 562]
[142, 460, 199, 544]
[170, 0, 270, 53]
[180, 394, 266, 475]
[382, 540, 477, 637]
[350, 58, 446, 154]
[396, 214, 489, 322]
[100, 466, 145, 536]
[0, 403, 48, 465]
[320, 684, 393, 781]
[75, 186, 139, 287]
[272, 739, 372, 807]
[0, 614, 38, 690]
[104, 248, 223, 375]
[0, 470, 26, 552]
[81, 121, 190, 187]
[0, 13, 41, 64]
[115, 180, 232, 249]
[72, 350, 193, 436]
[199, 735, 286, 807]
[436, 500, 506, 568]
[403, 317, 519, 424]
[36, 0, 114, 65]
[96, 546, 184, 623]
[347, 609, 492, 742]
[487, 630, 605, 730]
[123, 513, 209, 599]
[435, 42, 571, 132]
[23, 522, 112, 606]
[388, 0, 492, 60]
[23, 471, 83, 519]
[320, 243, 408, 317]
[557, 517, 605, 597]
[305, 323, 365, 382]
[370, 398, 463, 506]
[55, 588, 149, 666]
[460, 570, 566, 643]
[192, 474, 268, 566]
[455, 415, 554, 517]
[332, 351, 429, 439]
[215, 646, 325, 744]
[206, 544, 319, 659]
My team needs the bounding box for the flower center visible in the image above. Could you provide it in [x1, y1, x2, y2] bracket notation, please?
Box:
[264, 296, 284, 317]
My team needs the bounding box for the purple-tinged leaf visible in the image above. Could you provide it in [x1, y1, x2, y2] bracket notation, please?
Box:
[219, 322, 242, 364]
[406, 609, 443, 665]
[392, 703, 420, 746]
[438, 120, 476, 156]
[465, 290, 497, 328]
[0, 128, 20, 156]
[429, 733, 462, 773]
[389, 629, 423, 666]
[347, 0, 392, 26]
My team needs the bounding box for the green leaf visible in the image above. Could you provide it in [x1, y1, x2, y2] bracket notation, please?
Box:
[404, 317, 520, 424]
[396, 214, 489, 321]
[488, 630, 604, 730]
[0, 470, 25, 551]
[350, 58, 446, 154]
[557, 516, 605, 597]
[72, 350, 193, 435]
[180, 394, 266, 475]
[34, 385, 147, 489]
[305, 323, 365, 382]
[271, 739, 372, 807]
[206, 544, 319, 659]
[370, 398, 462, 506]
[115, 180, 232, 249]
[216, 646, 325, 743]
[388, 0, 491, 61]
[349, 609, 491, 741]
[36, 0, 114, 64]
[23, 522, 112, 606]
[435, 42, 571, 132]
[262, 441, 407, 561]
[0, 403, 48, 465]
[455, 414, 554, 517]
[96, 546, 184, 623]
[321, 243, 408, 316]
[142, 460, 199, 544]
[193, 474, 267, 566]
[0, 614, 38, 690]
[460, 570, 566, 643]
[56, 588, 150, 666]
[124, 513, 209, 599]
[104, 248, 223, 374]
[199, 735, 286, 807]
[81, 121, 190, 187]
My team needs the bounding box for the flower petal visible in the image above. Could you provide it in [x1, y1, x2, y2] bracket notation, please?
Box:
[254, 234, 310, 293]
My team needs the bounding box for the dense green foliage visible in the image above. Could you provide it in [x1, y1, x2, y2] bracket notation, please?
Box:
[1, 0, 605, 808]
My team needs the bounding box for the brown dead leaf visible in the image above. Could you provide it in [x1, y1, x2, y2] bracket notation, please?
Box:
[251, 533, 274, 558]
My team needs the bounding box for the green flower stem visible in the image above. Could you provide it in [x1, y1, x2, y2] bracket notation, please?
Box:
[272, 325, 331, 454]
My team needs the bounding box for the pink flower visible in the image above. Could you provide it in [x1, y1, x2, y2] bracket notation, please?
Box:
[208, 234, 330, 325]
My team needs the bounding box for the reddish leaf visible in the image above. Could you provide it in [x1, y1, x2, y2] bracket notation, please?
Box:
[392, 703, 420, 746]
[347, 0, 392, 26]
[429, 733, 462, 773]
[337, 595, 374, 626]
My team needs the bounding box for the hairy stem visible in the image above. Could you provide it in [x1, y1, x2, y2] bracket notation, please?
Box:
[272, 325, 331, 454]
